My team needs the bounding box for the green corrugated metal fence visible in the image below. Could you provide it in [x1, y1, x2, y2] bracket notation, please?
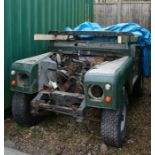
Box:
[4, 0, 93, 111]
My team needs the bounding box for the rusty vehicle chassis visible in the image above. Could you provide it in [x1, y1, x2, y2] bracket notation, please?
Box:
[31, 90, 86, 121]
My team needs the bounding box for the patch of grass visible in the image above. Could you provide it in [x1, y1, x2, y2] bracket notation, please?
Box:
[48, 149, 57, 155]
[15, 125, 25, 133]
[31, 130, 43, 139]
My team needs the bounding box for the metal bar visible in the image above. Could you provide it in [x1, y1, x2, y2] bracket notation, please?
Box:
[38, 103, 75, 116]
[31, 90, 84, 106]
[32, 100, 87, 119]
[34, 31, 134, 41]
[53, 40, 128, 50]
[50, 91, 84, 103]
[48, 31, 134, 36]
[75, 100, 87, 122]
[53, 49, 129, 57]
[76, 100, 86, 116]
[31, 89, 87, 119]
[31, 92, 44, 103]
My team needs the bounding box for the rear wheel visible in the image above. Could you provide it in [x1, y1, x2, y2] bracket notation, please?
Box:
[12, 92, 39, 126]
[101, 89, 128, 147]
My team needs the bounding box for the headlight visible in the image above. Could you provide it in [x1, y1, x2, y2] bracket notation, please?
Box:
[88, 85, 103, 99]
[11, 70, 16, 75]
[17, 73, 29, 87]
[105, 83, 111, 90]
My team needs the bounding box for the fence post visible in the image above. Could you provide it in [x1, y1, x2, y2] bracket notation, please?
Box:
[117, 0, 122, 23]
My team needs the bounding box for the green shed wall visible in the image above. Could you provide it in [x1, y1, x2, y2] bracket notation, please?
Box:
[4, 0, 93, 110]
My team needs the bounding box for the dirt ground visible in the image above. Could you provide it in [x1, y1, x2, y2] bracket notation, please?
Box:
[4, 78, 151, 155]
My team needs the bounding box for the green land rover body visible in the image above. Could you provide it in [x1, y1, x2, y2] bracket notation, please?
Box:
[10, 31, 143, 147]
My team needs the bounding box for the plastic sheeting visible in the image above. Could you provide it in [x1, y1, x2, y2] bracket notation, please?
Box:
[65, 22, 151, 77]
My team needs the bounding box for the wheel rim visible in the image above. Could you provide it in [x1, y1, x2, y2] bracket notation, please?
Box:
[120, 104, 126, 132]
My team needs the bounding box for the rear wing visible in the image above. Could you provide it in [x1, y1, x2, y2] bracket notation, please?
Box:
[34, 31, 139, 44]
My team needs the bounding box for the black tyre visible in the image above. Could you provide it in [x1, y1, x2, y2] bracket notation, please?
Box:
[133, 75, 143, 97]
[101, 89, 128, 147]
[12, 92, 39, 126]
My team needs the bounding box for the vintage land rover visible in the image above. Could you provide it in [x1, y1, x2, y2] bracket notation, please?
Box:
[10, 31, 143, 147]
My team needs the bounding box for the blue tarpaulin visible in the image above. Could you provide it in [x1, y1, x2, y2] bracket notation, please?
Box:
[65, 22, 151, 77]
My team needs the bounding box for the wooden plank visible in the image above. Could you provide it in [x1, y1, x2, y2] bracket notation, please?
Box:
[34, 34, 69, 40]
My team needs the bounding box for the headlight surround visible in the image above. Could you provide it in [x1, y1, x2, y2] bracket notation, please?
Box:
[88, 85, 104, 100]
[105, 83, 111, 90]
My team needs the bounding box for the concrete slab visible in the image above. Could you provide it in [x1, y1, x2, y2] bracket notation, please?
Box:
[4, 147, 31, 155]
[4, 140, 16, 148]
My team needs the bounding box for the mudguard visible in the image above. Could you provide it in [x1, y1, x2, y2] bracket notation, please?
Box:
[10, 52, 56, 94]
[84, 56, 133, 109]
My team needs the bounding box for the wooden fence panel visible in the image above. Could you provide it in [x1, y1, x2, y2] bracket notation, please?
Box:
[94, 1, 151, 30]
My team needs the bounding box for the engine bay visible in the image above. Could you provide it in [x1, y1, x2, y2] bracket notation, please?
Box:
[49, 52, 119, 94]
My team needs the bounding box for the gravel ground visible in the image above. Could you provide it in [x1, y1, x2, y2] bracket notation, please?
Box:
[4, 78, 151, 155]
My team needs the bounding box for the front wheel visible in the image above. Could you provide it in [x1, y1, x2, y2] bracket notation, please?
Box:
[12, 92, 39, 126]
[101, 90, 128, 147]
